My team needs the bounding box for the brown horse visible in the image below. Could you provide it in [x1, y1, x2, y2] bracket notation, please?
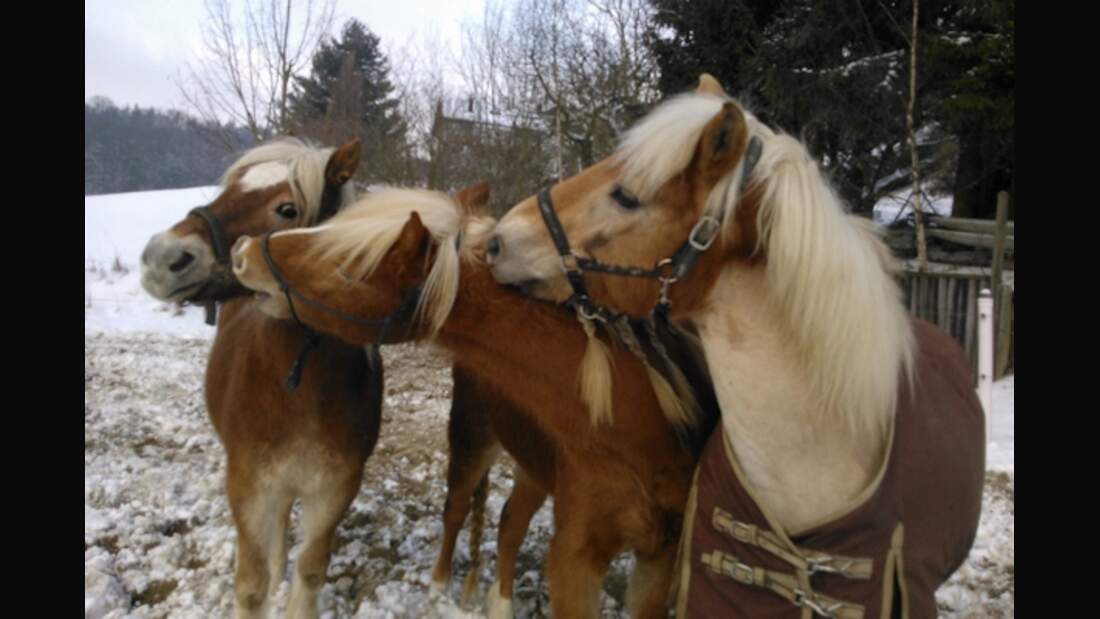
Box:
[140, 137, 373, 618]
[230, 185, 719, 618]
[138, 139, 541, 617]
[486, 75, 985, 617]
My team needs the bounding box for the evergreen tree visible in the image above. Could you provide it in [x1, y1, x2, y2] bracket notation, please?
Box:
[645, 0, 1013, 217]
[923, 1, 1014, 218]
[84, 99, 253, 195]
[289, 18, 407, 177]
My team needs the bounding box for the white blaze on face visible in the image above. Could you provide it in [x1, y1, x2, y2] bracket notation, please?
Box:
[239, 161, 290, 192]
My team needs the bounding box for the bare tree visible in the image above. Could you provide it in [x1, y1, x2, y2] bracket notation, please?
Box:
[178, 0, 335, 149]
[452, 0, 658, 178]
[907, 0, 928, 270]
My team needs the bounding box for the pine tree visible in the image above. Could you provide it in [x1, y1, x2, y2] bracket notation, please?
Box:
[645, 0, 1012, 218]
[289, 19, 407, 160]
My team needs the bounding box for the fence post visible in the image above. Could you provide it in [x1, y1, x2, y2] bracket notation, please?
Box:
[978, 288, 994, 440]
[996, 284, 1013, 378]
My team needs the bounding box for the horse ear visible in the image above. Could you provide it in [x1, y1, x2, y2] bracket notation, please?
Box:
[393, 211, 432, 265]
[696, 73, 728, 97]
[325, 138, 361, 188]
[453, 182, 490, 215]
[693, 102, 748, 182]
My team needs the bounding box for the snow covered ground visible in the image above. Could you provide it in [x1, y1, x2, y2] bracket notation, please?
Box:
[85, 188, 1013, 618]
[85, 187, 219, 337]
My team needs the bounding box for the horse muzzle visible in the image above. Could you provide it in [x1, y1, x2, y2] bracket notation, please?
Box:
[140, 231, 215, 301]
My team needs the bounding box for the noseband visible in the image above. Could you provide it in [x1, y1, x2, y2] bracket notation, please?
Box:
[258, 232, 423, 391]
[188, 205, 234, 325]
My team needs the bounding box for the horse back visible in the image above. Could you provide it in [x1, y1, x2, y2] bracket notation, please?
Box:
[896, 318, 986, 615]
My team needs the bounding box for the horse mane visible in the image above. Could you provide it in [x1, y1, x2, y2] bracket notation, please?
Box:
[305, 187, 689, 428]
[220, 136, 357, 223]
[307, 188, 495, 337]
[616, 92, 914, 439]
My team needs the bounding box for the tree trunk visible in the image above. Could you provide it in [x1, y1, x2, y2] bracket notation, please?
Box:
[952, 125, 983, 219]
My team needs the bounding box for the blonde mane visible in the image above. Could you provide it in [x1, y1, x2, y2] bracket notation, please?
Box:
[616, 92, 914, 439]
[303, 187, 680, 428]
[221, 136, 356, 223]
[307, 188, 494, 337]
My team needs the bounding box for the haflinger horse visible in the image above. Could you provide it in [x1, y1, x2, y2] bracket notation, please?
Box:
[229, 184, 721, 618]
[140, 137, 374, 619]
[486, 75, 986, 618]
[138, 138, 506, 618]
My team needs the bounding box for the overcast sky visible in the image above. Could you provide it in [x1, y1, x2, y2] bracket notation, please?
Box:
[85, 0, 486, 112]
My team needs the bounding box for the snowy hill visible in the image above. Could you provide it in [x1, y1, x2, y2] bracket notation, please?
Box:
[85, 186, 219, 337]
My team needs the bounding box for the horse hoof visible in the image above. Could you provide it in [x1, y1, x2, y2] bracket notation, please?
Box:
[487, 581, 513, 619]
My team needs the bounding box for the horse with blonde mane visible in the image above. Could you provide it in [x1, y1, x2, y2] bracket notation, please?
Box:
[139, 140, 512, 618]
[486, 75, 985, 617]
[229, 184, 720, 618]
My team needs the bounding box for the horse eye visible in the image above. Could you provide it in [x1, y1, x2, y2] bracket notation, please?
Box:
[275, 203, 299, 220]
[610, 186, 642, 210]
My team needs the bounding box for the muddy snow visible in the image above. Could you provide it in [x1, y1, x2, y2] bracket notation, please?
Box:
[84, 328, 1013, 618]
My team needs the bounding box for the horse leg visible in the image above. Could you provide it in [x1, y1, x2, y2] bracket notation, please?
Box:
[625, 546, 678, 619]
[487, 467, 547, 619]
[431, 378, 501, 594]
[226, 460, 294, 619]
[545, 487, 623, 619]
[285, 465, 362, 619]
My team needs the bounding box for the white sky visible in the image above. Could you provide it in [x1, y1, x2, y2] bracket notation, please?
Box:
[85, 0, 487, 112]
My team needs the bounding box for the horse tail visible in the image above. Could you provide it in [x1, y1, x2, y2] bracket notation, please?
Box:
[461, 472, 490, 605]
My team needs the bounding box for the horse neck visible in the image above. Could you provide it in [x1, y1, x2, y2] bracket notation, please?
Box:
[693, 262, 885, 534]
[434, 257, 663, 447]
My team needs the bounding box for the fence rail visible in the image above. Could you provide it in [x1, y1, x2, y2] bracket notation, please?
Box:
[899, 263, 1013, 384]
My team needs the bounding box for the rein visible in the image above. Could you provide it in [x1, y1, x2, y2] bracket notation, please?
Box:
[259, 232, 423, 391]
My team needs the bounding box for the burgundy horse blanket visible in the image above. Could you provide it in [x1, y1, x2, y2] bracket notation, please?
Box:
[675, 319, 986, 618]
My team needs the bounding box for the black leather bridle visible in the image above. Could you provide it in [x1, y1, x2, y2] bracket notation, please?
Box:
[258, 231, 423, 391]
[529, 136, 762, 434]
[187, 205, 234, 325]
[185, 175, 347, 326]
[536, 136, 763, 324]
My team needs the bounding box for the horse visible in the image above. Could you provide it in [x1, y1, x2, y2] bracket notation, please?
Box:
[139, 137, 375, 618]
[137, 141, 545, 617]
[485, 74, 986, 617]
[229, 184, 720, 618]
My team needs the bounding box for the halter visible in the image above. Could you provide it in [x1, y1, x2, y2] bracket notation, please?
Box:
[259, 231, 423, 391]
[536, 136, 763, 323]
[531, 137, 761, 437]
[187, 205, 234, 325]
[186, 174, 347, 325]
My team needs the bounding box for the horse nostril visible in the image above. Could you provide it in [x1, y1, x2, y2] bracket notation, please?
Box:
[486, 235, 503, 262]
[168, 251, 195, 273]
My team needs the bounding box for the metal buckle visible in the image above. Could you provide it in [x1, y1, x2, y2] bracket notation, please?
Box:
[655, 258, 677, 306]
[730, 561, 756, 585]
[688, 215, 721, 251]
[560, 252, 581, 275]
[805, 556, 837, 576]
[575, 296, 604, 323]
[793, 590, 838, 618]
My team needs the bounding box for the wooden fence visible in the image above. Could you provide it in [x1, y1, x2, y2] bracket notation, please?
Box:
[898, 191, 1014, 384]
[899, 263, 1013, 383]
